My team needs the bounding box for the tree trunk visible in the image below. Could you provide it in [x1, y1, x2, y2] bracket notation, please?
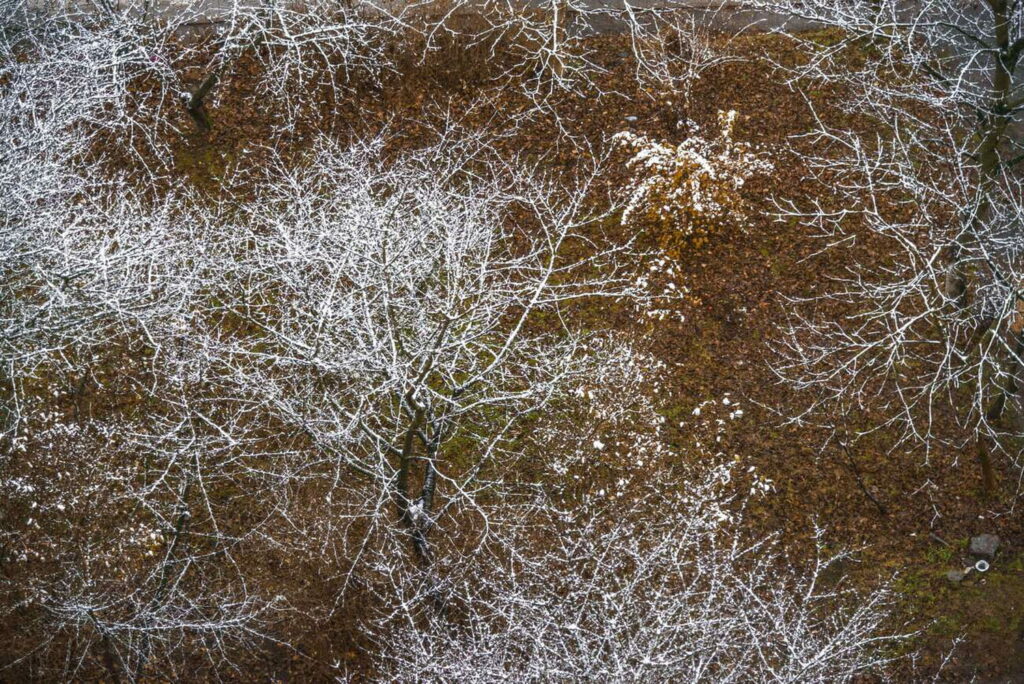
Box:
[186, 71, 219, 132]
[944, 0, 1015, 305]
[0, 362, 15, 458]
[944, 243, 969, 304]
[976, 437, 998, 498]
[952, 0, 1018, 494]
[88, 611, 122, 684]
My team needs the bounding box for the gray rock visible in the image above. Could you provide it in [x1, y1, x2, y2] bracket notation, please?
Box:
[969, 534, 1000, 560]
[624, 116, 638, 123]
[946, 569, 966, 585]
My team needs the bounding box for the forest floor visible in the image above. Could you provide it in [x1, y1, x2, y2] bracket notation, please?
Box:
[152, 27, 1024, 681]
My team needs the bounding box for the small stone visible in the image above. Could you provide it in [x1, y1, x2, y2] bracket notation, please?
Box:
[969, 534, 1000, 560]
[946, 569, 966, 585]
[624, 116, 638, 122]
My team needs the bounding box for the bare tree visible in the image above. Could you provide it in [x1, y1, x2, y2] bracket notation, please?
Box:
[376, 463, 907, 682]
[1, 29, 290, 675]
[3, 0, 401, 134]
[186, 134, 642, 588]
[622, 1, 742, 114]
[178, 0, 402, 128]
[2, 0, 185, 154]
[757, 0, 1024, 496]
[0, 174, 282, 678]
